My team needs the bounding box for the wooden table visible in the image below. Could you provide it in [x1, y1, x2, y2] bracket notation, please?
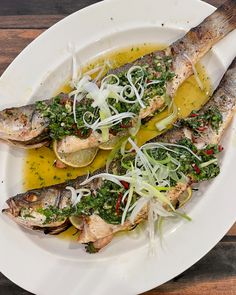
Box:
[0, 0, 235, 294]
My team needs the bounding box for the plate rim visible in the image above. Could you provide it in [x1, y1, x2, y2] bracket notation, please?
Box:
[1, 0, 236, 294]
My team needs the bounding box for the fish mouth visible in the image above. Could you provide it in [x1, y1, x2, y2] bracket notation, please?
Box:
[4, 139, 49, 149]
[2, 198, 20, 217]
[32, 219, 72, 235]
[2, 208, 13, 216]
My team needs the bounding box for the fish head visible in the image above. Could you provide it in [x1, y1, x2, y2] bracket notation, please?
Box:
[2, 187, 72, 234]
[0, 104, 48, 143]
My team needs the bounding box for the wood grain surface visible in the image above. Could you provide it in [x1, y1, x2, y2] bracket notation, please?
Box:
[0, 0, 235, 294]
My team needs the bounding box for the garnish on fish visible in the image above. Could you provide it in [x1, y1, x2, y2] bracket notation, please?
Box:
[2, 58, 236, 252]
[0, 0, 235, 155]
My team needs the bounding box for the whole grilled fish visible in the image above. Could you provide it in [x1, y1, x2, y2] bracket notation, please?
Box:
[2, 58, 236, 252]
[0, 0, 236, 152]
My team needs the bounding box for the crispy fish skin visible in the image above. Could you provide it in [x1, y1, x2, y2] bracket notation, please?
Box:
[0, 0, 236, 150]
[2, 58, 236, 251]
[167, 0, 236, 99]
[0, 103, 49, 145]
[156, 58, 236, 147]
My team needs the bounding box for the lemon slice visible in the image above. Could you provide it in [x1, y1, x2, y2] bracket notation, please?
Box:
[178, 187, 192, 208]
[69, 216, 83, 229]
[53, 141, 98, 168]
[99, 133, 128, 150]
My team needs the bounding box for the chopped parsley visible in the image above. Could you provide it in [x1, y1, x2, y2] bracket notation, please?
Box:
[85, 242, 99, 253]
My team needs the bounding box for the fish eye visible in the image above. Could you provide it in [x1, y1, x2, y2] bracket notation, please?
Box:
[24, 194, 38, 202]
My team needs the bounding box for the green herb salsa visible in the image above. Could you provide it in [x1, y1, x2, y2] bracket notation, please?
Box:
[37, 180, 130, 225]
[179, 107, 223, 135]
[35, 138, 221, 227]
[35, 55, 175, 140]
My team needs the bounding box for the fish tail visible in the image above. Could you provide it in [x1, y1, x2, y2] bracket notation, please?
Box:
[175, 0, 236, 59]
[213, 0, 236, 32]
[200, 0, 236, 39]
[168, 0, 236, 94]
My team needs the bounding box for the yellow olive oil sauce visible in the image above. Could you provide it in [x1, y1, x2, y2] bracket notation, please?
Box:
[23, 43, 211, 240]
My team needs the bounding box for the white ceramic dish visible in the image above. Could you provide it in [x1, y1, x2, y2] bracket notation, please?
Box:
[0, 0, 236, 294]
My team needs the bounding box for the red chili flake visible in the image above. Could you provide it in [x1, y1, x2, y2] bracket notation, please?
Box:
[120, 180, 129, 190]
[115, 192, 123, 215]
[192, 163, 201, 174]
[205, 149, 214, 155]
[197, 126, 207, 132]
[120, 121, 132, 128]
[190, 113, 198, 117]
[59, 96, 70, 105]
[218, 145, 224, 152]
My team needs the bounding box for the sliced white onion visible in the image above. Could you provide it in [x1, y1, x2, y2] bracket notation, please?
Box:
[129, 117, 141, 137]
[146, 80, 162, 86]
[126, 66, 145, 108]
[109, 104, 119, 115]
[156, 103, 178, 131]
[152, 201, 174, 217]
[84, 65, 104, 77]
[142, 142, 202, 161]
[80, 173, 132, 187]
[83, 112, 135, 131]
[94, 62, 107, 83]
[147, 200, 156, 254]
[68, 42, 82, 88]
[66, 186, 77, 204]
[66, 186, 91, 206]
[199, 158, 218, 168]
[183, 53, 204, 91]
[121, 184, 134, 225]
[120, 138, 128, 155]
[83, 81, 99, 94]
[128, 138, 155, 183]
[122, 190, 130, 203]
[106, 84, 124, 94]
[121, 85, 135, 99]
[101, 74, 120, 86]
[66, 186, 79, 206]
[129, 196, 149, 224]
